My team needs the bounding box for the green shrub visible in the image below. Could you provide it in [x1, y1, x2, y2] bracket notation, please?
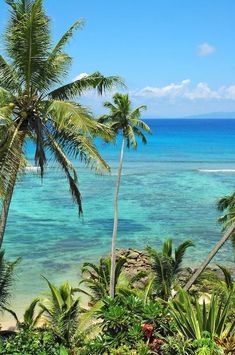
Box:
[87, 294, 173, 353]
[162, 335, 194, 354]
[162, 333, 223, 355]
[170, 290, 235, 340]
[0, 329, 67, 355]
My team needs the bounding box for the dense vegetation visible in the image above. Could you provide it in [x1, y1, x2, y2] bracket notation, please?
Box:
[0, 241, 234, 354]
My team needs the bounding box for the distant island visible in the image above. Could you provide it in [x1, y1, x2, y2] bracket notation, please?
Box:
[186, 112, 235, 119]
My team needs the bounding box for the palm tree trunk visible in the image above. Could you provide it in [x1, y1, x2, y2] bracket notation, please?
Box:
[110, 137, 125, 298]
[183, 222, 235, 291]
[0, 170, 18, 249]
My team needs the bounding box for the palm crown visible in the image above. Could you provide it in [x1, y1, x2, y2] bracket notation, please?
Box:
[0, 0, 123, 215]
[99, 93, 151, 148]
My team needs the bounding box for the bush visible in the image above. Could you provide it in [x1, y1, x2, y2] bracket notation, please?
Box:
[87, 294, 173, 353]
[0, 328, 67, 355]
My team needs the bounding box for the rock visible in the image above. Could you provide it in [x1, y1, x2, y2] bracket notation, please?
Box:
[128, 251, 140, 259]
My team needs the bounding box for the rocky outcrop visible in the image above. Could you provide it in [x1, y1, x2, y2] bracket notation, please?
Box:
[116, 248, 235, 290]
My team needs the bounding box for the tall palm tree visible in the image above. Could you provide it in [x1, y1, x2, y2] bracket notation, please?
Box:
[99, 93, 151, 297]
[0, 0, 123, 247]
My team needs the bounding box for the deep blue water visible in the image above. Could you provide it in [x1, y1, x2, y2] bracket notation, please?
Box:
[2, 119, 235, 319]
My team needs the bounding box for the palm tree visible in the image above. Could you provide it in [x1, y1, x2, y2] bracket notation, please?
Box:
[99, 93, 151, 297]
[0, 0, 123, 247]
[146, 239, 193, 300]
[40, 279, 81, 349]
[40, 278, 99, 351]
[79, 256, 126, 303]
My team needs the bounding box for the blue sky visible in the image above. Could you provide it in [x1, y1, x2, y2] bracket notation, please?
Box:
[0, 0, 235, 117]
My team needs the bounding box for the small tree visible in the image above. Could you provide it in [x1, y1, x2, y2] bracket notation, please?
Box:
[146, 239, 193, 300]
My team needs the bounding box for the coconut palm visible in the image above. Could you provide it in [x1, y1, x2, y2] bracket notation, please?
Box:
[0, 0, 123, 246]
[79, 256, 126, 302]
[99, 93, 150, 297]
[146, 239, 194, 300]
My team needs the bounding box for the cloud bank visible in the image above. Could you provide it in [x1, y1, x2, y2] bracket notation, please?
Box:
[132, 80, 235, 101]
[75, 74, 235, 117]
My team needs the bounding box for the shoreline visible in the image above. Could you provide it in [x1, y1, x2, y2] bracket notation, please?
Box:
[1, 247, 234, 330]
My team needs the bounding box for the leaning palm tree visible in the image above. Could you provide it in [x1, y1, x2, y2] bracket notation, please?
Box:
[183, 193, 235, 292]
[99, 93, 150, 297]
[0, 0, 122, 246]
[146, 239, 193, 300]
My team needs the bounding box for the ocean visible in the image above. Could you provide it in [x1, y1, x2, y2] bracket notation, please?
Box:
[2, 118, 235, 318]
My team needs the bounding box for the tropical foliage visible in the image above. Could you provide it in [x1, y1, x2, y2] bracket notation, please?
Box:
[39, 278, 88, 350]
[87, 293, 171, 353]
[0, 329, 67, 355]
[0, 250, 19, 310]
[170, 290, 235, 340]
[79, 256, 126, 302]
[146, 239, 194, 300]
[4, 298, 43, 330]
[0, 250, 234, 354]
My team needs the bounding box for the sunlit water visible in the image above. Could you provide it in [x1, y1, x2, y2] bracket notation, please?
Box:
[2, 119, 235, 320]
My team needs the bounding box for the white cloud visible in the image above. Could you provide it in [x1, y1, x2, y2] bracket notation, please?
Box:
[184, 82, 220, 100]
[197, 42, 215, 56]
[73, 72, 89, 81]
[77, 79, 235, 117]
[133, 80, 235, 101]
[133, 79, 191, 98]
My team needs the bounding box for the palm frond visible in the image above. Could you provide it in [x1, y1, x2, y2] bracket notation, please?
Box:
[48, 72, 124, 100]
[162, 239, 173, 257]
[216, 264, 234, 291]
[6, 0, 50, 92]
[125, 125, 137, 149]
[0, 120, 25, 196]
[131, 116, 151, 133]
[43, 127, 83, 215]
[0, 251, 20, 309]
[49, 19, 84, 59]
[174, 240, 194, 273]
[132, 126, 148, 144]
[0, 55, 20, 92]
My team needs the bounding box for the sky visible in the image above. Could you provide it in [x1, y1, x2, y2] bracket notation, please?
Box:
[0, 0, 235, 117]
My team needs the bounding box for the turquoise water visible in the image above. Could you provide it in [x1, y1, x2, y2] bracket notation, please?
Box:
[2, 119, 235, 318]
